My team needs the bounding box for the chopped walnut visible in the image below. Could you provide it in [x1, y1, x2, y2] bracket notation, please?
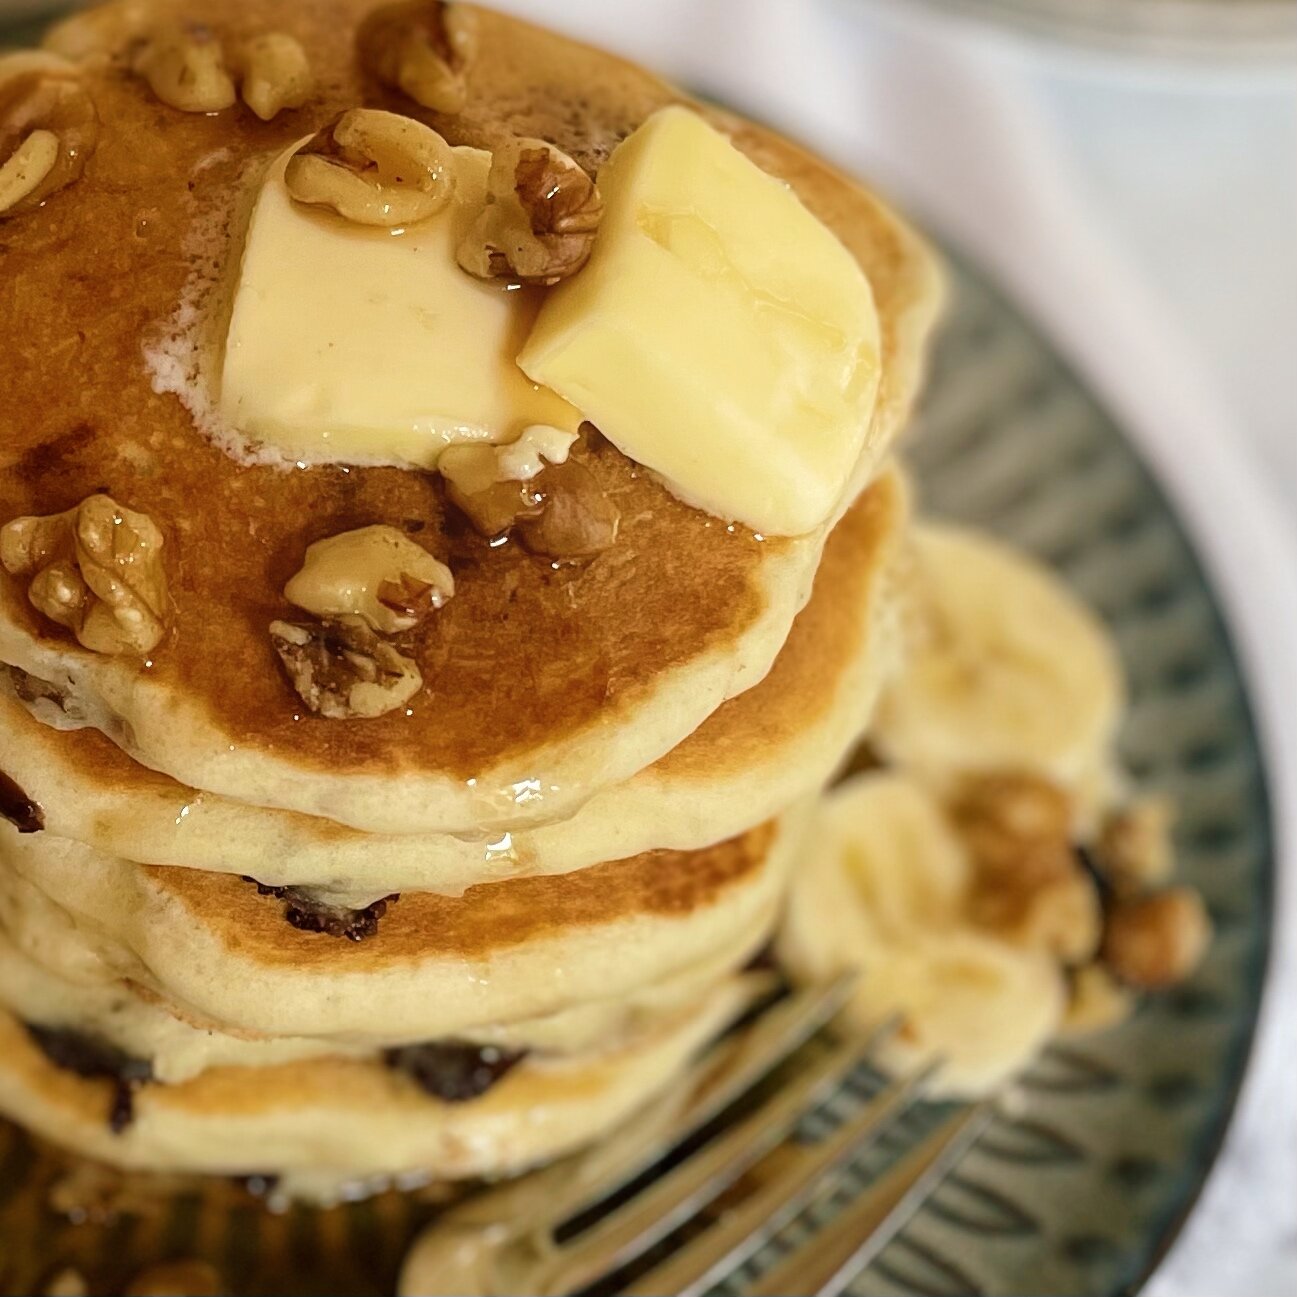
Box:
[952, 773, 1101, 964]
[1061, 963, 1135, 1036]
[953, 771, 1073, 853]
[440, 427, 619, 557]
[284, 525, 453, 634]
[236, 33, 313, 121]
[445, 471, 546, 539]
[271, 616, 422, 720]
[1098, 798, 1175, 895]
[516, 460, 621, 559]
[1103, 887, 1211, 990]
[1, 495, 169, 656]
[358, 0, 477, 114]
[125, 1260, 221, 1297]
[0, 55, 99, 219]
[458, 136, 603, 285]
[42, 2, 161, 64]
[439, 424, 574, 535]
[131, 23, 236, 114]
[284, 107, 455, 228]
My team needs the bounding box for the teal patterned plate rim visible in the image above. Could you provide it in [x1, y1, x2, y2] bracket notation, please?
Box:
[836, 252, 1275, 1297]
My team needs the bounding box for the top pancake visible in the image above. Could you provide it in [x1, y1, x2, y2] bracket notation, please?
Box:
[0, 0, 942, 835]
[0, 469, 907, 898]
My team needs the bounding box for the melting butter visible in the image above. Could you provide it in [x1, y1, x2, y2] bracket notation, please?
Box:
[219, 144, 582, 467]
[519, 107, 882, 537]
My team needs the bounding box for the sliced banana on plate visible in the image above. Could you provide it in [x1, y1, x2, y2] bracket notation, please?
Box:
[874, 525, 1124, 819]
[779, 772, 1065, 1098]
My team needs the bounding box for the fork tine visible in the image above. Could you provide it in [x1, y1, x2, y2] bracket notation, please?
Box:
[622, 1062, 937, 1297]
[449, 975, 856, 1239]
[537, 1030, 887, 1295]
[747, 1097, 999, 1297]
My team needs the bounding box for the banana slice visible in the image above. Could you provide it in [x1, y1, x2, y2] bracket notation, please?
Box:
[873, 525, 1124, 818]
[779, 773, 1065, 1097]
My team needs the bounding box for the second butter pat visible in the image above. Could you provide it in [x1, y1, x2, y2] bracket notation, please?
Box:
[220, 145, 581, 467]
[519, 107, 882, 537]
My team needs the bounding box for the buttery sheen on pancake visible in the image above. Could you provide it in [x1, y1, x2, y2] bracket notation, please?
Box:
[0, 0, 942, 837]
[0, 812, 800, 1043]
[0, 472, 907, 900]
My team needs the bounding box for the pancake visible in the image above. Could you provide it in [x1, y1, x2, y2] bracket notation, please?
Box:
[0, 0, 943, 837]
[0, 922, 751, 1083]
[0, 810, 799, 1042]
[0, 976, 755, 1196]
[0, 469, 908, 901]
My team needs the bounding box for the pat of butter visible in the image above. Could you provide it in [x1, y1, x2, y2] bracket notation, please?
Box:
[219, 145, 581, 467]
[518, 107, 881, 537]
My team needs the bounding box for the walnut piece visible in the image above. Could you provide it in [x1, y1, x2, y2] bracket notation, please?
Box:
[458, 136, 603, 285]
[284, 525, 453, 634]
[131, 23, 236, 114]
[0, 55, 99, 218]
[1, 495, 169, 656]
[1061, 963, 1135, 1036]
[952, 772, 1101, 964]
[516, 460, 621, 559]
[42, 2, 161, 64]
[358, 0, 477, 114]
[237, 33, 314, 121]
[271, 616, 422, 719]
[439, 424, 575, 535]
[285, 108, 455, 227]
[1098, 798, 1175, 895]
[1103, 887, 1211, 990]
[440, 426, 620, 557]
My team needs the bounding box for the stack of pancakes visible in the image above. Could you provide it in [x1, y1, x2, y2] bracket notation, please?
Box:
[0, 0, 941, 1199]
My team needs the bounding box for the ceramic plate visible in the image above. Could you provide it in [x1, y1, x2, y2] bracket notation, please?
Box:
[0, 21, 1274, 1286]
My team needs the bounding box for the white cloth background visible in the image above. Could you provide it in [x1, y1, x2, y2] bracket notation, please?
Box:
[482, 3, 1297, 1294]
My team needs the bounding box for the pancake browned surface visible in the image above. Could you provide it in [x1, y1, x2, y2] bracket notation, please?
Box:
[0, 811, 798, 1040]
[0, 469, 908, 896]
[0, 0, 941, 835]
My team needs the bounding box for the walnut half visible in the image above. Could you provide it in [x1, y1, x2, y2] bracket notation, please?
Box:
[358, 0, 477, 115]
[1102, 888, 1211, 990]
[271, 616, 422, 720]
[457, 137, 603, 286]
[284, 525, 453, 634]
[236, 33, 314, 122]
[131, 23, 236, 114]
[1, 495, 169, 656]
[285, 108, 455, 228]
[951, 772, 1102, 966]
[0, 54, 99, 219]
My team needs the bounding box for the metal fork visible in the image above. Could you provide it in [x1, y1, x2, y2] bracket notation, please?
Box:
[398, 976, 998, 1297]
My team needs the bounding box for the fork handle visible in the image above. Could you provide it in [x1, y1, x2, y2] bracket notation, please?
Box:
[748, 1098, 998, 1297]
